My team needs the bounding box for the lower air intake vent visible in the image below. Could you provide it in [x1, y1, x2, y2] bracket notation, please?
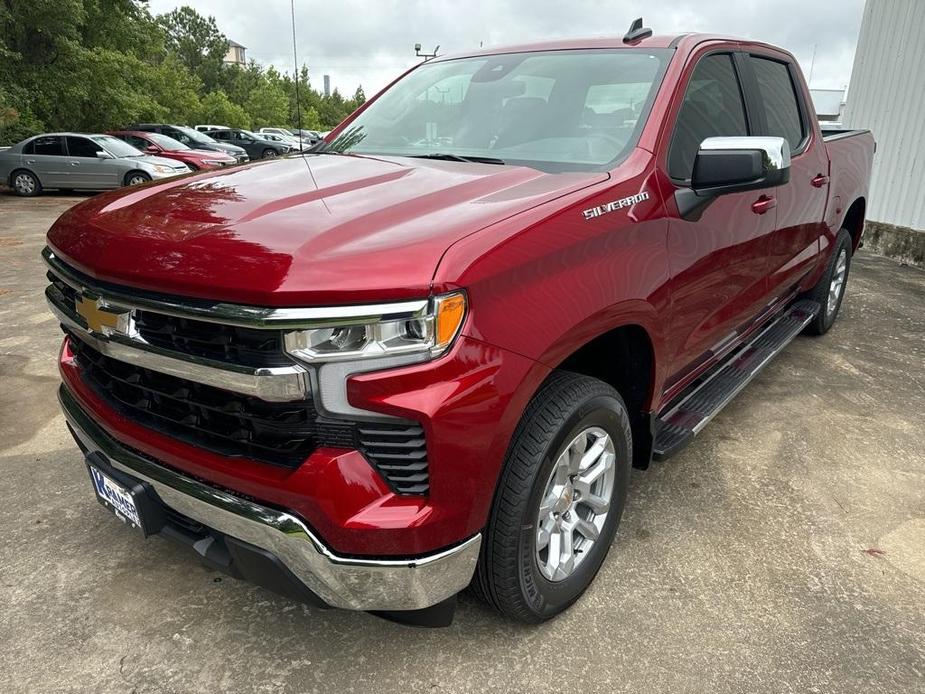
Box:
[357, 424, 430, 495]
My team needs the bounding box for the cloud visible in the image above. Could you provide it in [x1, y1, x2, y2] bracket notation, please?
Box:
[148, 0, 865, 96]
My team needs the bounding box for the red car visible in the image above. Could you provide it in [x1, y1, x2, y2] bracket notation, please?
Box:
[107, 130, 237, 170]
[49, 23, 873, 627]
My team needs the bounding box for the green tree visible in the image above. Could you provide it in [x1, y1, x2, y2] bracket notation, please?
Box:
[244, 81, 288, 129]
[157, 6, 227, 92]
[197, 90, 249, 128]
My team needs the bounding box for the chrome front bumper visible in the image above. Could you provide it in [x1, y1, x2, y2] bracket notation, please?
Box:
[59, 386, 481, 612]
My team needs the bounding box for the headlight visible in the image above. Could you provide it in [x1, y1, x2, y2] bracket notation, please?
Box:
[202, 159, 225, 165]
[283, 292, 466, 364]
[152, 165, 175, 174]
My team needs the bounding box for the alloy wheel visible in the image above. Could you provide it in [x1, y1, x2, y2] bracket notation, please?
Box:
[827, 248, 848, 316]
[14, 172, 35, 195]
[535, 426, 616, 582]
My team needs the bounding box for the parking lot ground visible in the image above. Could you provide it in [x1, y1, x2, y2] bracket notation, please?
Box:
[0, 193, 923, 694]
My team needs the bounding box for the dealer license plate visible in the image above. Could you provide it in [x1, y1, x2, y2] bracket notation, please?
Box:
[88, 464, 143, 529]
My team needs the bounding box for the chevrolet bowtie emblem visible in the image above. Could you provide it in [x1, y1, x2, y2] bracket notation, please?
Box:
[75, 295, 128, 335]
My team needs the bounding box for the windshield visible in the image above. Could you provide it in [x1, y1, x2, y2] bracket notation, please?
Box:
[175, 125, 218, 145]
[324, 48, 672, 171]
[91, 135, 143, 158]
[148, 133, 189, 150]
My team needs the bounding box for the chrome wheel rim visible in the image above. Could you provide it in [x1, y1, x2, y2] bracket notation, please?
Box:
[14, 173, 35, 194]
[263, 150, 277, 158]
[827, 249, 848, 316]
[535, 426, 616, 582]
[127, 175, 147, 186]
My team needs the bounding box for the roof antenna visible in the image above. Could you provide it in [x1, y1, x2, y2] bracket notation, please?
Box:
[623, 17, 652, 44]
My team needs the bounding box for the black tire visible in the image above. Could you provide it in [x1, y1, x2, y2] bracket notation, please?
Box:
[472, 371, 632, 623]
[261, 148, 277, 159]
[803, 228, 853, 335]
[124, 171, 151, 187]
[10, 169, 41, 197]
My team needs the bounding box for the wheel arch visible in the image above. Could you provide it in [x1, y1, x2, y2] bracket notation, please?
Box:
[841, 197, 866, 252]
[553, 323, 657, 469]
[9, 167, 40, 186]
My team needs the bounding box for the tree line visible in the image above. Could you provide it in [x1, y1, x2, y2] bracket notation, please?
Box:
[0, 1, 366, 144]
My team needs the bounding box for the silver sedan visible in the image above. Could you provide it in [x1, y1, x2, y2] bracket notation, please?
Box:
[0, 133, 190, 196]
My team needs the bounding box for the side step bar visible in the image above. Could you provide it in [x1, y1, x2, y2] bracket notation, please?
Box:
[652, 300, 820, 461]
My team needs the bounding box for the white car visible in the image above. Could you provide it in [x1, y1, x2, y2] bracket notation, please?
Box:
[256, 131, 307, 151]
[195, 125, 229, 132]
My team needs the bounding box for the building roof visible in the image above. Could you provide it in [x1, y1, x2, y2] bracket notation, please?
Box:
[227, 39, 246, 49]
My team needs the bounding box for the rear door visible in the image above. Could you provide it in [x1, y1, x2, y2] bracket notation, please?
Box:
[662, 51, 779, 389]
[744, 53, 829, 299]
[23, 136, 69, 187]
[65, 136, 119, 189]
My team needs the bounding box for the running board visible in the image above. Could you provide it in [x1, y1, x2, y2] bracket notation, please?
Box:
[652, 300, 820, 461]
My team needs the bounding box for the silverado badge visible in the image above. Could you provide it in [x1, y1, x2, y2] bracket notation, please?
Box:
[582, 191, 650, 221]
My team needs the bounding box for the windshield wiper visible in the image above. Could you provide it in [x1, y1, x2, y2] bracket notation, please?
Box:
[409, 153, 506, 165]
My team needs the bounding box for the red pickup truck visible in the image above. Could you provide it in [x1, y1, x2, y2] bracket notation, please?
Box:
[45, 24, 874, 626]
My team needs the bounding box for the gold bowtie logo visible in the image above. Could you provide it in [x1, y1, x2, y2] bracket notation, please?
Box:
[75, 295, 126, 334]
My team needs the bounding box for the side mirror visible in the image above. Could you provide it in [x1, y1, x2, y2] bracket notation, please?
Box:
[95, 151, 115, 159]
[676, 136, 790, 218]
[145, 145, 159, 153]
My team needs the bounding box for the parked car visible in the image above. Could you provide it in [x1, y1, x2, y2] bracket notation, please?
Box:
[259, 127, 295, 139]
[289, 128, 323, 144]
[107, 131, 237, 171]
[130, 124, 248, 163]
[1, 132, 189, 196]
[195, 124, 229, 132]
[203, 128, 291, 159]
[45, 27, 873, 627]
[256, 131, 306, 151]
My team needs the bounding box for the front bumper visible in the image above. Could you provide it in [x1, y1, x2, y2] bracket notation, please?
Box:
[59, 385, 481, 612]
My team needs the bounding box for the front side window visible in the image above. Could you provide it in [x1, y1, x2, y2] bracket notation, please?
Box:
[750, 56, 805, 151]
[25, 136, 65, 156]
[66, 136, 104, 158]
[325, 48, 672, 172]
[668, 53, 748, 180]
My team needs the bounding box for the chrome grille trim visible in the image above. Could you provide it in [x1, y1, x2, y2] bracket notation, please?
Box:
[46, 283, 309, 402]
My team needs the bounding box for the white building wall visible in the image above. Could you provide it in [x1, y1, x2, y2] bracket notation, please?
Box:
[843, 0, 925, 231]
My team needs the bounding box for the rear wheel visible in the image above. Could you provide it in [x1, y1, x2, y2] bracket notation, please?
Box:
[803, 228, 853, 335]
[11, 169, 41, 197]
[124, 171, 150, 186]
[472, 372, 631, 622]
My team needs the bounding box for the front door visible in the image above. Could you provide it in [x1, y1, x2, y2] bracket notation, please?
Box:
[662, 52, 778, 389]
[65, 136, 119, 189]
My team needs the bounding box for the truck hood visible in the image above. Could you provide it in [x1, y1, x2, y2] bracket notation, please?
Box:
[47, 154, 607, 306]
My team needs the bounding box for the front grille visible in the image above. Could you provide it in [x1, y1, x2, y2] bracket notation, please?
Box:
[69, 332, 349, 466]
[48, 272, 288, 368]
[67, 332, 431, 494]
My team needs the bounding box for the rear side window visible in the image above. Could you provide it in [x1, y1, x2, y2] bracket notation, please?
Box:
[750, 57, 805, 151]
[25, 136, 65, 156]
[669, 54, 748, 180]
[66, 136, 104, 158]
[210, 130, 230, 141]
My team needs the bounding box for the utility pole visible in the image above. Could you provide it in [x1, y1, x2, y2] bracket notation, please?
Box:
[808, 43, 817, 87]
[290, 0, 302, 133]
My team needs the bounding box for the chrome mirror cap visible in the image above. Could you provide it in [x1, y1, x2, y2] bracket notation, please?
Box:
[700, 136, 791, 173]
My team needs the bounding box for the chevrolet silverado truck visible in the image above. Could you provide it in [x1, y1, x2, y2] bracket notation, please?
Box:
[45, 22, 874, 626]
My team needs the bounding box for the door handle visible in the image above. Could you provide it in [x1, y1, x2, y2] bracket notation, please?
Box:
[751, 195, 776, 215]
[69, 162, 80, 166]
[811, 173, 829, 188]
[26, 159, 35, 164]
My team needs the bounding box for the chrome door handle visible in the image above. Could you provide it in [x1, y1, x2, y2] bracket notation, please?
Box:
[26, 159, 36, 164]
[69, 162, 80, 166]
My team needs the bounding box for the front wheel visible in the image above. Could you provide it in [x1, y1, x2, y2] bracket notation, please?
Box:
[472, 372, 631, 622]
[261, 148, 277, 159]
[124, 171, 151, 186]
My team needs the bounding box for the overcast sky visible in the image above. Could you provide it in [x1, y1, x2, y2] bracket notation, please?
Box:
[147, 0, 866, 98]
